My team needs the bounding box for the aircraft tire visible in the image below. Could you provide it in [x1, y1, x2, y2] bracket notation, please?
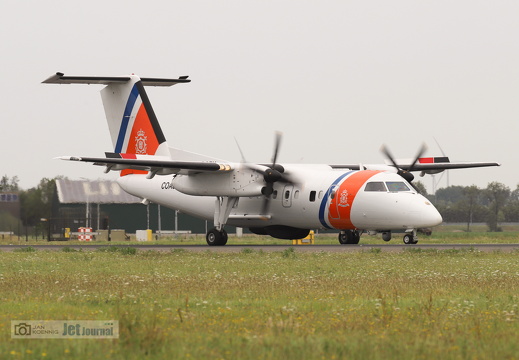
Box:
[351, 230, 360, 244]
[403, 234, 415, 245]
[338, 230, 360, 245]
[206, 228, 228, 246]
[338, 232, 350, 244]
[221, 229, 228, 245]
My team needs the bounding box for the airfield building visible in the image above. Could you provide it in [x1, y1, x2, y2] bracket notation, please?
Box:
[51, 179, 209, 238]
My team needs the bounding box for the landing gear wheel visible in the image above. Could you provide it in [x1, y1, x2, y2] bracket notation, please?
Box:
[338, 230, 360, 245]
[206, 228, 228, 246]
[351, 230, 360, 244]
[403, 234, 416, 245]
[219, 229, 228, 245]
[382, 232, 392, 242]
[338, 232, 350, 244]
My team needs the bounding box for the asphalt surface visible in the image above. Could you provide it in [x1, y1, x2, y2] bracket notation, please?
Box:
[1, 243, 518, 252]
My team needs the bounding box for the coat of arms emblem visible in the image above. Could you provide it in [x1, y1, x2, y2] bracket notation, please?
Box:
[338, 189, 350, 207]
[135, 129, 147, 154]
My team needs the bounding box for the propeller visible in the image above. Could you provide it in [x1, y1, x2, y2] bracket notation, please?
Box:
[235, 132, 295, 216]
[381, 143, 427, 184]
[260, 132, 285, 215]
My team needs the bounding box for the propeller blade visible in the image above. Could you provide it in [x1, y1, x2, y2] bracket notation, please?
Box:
[380, 145, 399, 171]
[259, 132, 283, 218]
[261, 182, 274, 197]
[271, 131, 282, 166]
[408, 143, 428, 171]
[234, 137, 247, 163]
[381, 143, 428, 183]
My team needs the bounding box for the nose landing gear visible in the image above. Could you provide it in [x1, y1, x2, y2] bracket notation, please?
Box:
[403, 232, 418, 245]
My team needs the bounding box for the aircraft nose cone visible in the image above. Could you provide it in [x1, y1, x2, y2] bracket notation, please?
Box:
[423, 201, 443, 227]
[403, 195, 443, 228]
[429, 207, 443, 226]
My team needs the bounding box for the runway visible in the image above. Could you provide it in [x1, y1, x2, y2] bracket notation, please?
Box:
[1, 243, 518, 252]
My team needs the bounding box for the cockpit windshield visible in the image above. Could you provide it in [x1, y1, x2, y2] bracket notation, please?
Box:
[386, 181, 411, 192]
[364, 182, 387, 192]
[365, 181, 412, 192]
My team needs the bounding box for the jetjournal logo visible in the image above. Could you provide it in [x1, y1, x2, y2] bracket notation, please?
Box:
[11, 320, 119, 339]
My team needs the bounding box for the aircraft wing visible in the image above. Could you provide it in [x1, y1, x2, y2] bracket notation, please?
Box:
[56, 154, 232, 177]
[398, 161, 501, 171]
[331, 161, 500, 172]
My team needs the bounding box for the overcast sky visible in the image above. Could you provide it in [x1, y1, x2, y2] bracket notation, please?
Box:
[1, 0, 517, 193]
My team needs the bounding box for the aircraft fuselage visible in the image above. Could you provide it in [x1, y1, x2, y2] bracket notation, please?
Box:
[117, 164, 442, 233]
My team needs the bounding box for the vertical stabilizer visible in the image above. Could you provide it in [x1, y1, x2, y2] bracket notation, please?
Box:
[101, 76, 168, 156]
[42, 72, 190, 173]
[43, 72, 190, 157]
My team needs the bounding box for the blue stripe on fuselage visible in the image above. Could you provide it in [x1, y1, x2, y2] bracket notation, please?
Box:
[114, 84, 140, 153]
[318, 171, 355, 229]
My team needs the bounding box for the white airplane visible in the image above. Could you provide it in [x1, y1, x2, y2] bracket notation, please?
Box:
[43, 72, 500, 246]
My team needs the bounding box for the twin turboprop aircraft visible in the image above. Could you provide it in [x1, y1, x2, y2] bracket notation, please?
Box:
[43, 72, 500, 245]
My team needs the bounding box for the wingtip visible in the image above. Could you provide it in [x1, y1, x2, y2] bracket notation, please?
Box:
[42, 72, 64, 84]
[54, 156, 82, 161]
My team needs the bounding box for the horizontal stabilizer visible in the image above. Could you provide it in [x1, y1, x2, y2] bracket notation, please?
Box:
[42, 72, 190, 86]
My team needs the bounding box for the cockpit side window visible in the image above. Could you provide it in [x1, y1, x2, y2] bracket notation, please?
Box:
[386, 181, 411, 192]
[364, 182, 387, 192]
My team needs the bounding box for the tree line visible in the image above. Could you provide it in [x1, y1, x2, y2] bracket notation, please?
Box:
[415, 180, 516, 232]
[0, 175, 57, 235]
[0, 175, 518, 234]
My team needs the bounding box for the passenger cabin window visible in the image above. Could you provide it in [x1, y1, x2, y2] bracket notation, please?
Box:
[309, 191, 316, 202]
[365, 182, 387, 192]
[386, 181, 411, 192]
[272, 190, 278, 199]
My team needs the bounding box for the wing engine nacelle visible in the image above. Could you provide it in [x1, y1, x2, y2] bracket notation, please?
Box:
[420, 169, 445, 176]
[172, 169, 265, 197]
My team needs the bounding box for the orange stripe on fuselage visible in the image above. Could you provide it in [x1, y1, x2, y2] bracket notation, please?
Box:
[327, 170, 383, 229]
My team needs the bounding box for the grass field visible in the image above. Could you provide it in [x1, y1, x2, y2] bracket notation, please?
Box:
[1, 246, 518, 359]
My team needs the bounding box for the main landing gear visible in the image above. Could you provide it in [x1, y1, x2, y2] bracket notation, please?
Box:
[338, 230, 360, 245]
[205, 196, 237, 246]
